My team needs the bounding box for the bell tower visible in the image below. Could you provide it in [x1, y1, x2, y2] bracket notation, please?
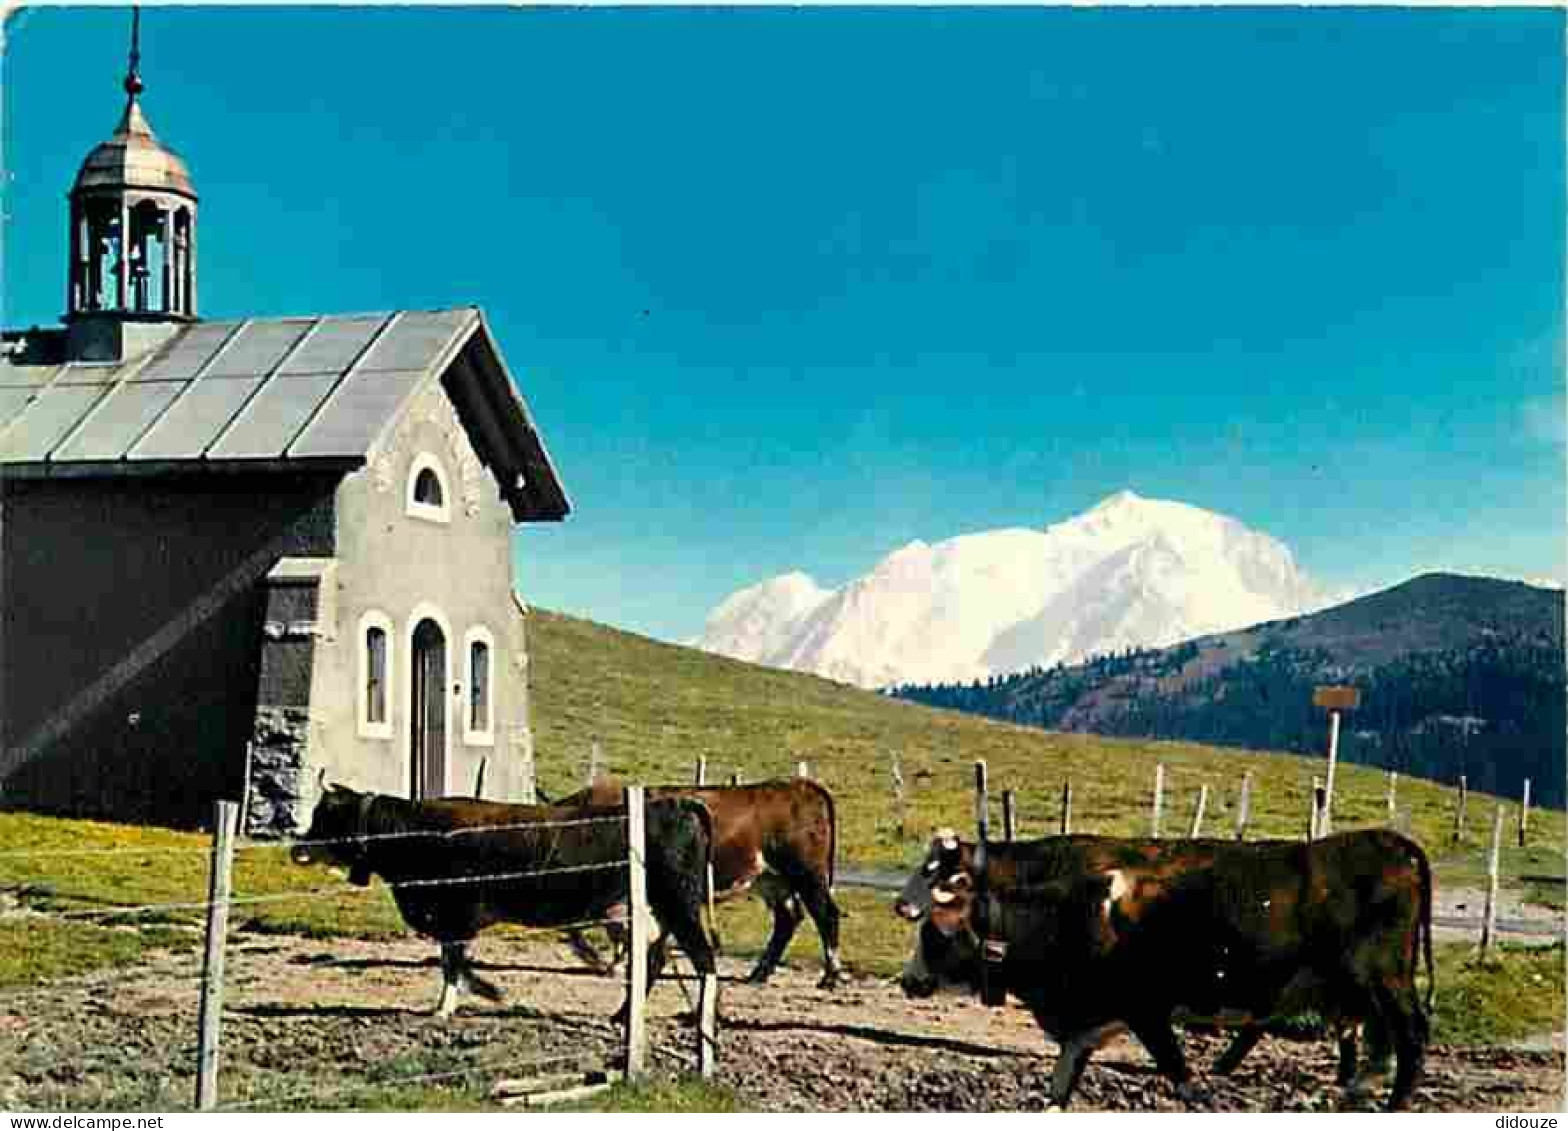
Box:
[65, 9, 198, 338]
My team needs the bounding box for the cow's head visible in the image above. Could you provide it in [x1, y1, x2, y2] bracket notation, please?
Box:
[893, 827, 968, 921]
[290, 781, 373, 884]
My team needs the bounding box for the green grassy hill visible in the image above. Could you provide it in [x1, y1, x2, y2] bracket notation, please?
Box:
[527, 608, 1563, 877]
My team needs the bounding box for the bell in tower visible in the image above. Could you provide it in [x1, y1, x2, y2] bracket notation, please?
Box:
[65, 9, 198, 338]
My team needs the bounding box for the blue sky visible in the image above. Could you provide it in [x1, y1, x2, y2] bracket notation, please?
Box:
[5, 6, 1563, 643]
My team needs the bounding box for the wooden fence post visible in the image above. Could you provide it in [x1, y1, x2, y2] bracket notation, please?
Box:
[1189, 784, 1208, 838]
[1060, 781, 1073, 836]
[1386, 770, 1398, 826]
[1321, 709, 1341, 837]
[890, 752, 906, 837]
[195, 799, 239, 1111]
[1235, 771, 1252, 841]
[586, 739, 604, 786]
[1519, 778, 1531, 849]
[1151, 763, 1165, 839]
[1481, 801, 1505, 956]
[974, 761, 990, 845]
[695, 756, 707, 786]
[1309, 777, 1323, 841]
[1001, 790, 1017, 842]
[698, 970, 719, 1079]
[1452, 775, 1468, 845]
[624, 786, 649, 1081]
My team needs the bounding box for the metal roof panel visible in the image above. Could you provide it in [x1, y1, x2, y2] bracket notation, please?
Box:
[54, 381, 188, 462]
[206, 373, 339, 458]
[289, 368, 425, 457]
[0, 385, 113, 461]
[0, 388, 38, 429]
[130, 377, 266, 460]
[0, 364, 63, 390]
[276, 314, 388, 375]
[199, 319, 314, 380]
[357, 309, 472, 372]
[135, 322, 242, 382]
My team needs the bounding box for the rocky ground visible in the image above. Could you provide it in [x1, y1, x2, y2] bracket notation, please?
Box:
[0, 925, 1561, 1112]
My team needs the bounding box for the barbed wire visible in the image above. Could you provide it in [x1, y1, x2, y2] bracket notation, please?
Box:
[274, 811, 630, 854]
[0, 811, 631, 863]
[50, 858, 629, 922]
[215, 1050, 599, 1111]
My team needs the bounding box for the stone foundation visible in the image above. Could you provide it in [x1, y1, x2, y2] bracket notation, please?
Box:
[246, 706, 310, 837]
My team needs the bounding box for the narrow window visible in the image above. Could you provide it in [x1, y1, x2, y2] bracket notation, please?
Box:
[469, 639, 490, 733]
[414, 467, 444, 507]
[366, 626, 388, 725]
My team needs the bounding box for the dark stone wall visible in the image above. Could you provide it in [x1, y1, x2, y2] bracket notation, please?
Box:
[0, 472, 338, 828]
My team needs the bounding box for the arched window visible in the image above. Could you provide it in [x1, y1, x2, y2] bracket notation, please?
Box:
[463, 626, 495, 746]
[358, 611, 395, 739]
[406, 453, 451, 523]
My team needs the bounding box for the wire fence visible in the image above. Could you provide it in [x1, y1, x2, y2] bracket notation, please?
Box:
[0, 790, 720, 1111]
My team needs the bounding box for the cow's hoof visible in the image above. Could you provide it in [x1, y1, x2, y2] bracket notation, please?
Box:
[816, 971, 844, 990]
[743, 968, 774, 985]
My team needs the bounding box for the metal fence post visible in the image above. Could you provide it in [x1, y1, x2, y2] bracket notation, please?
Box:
[890, 751, 906, 837]
[1001, 790, 1017, 842]
[1059, 781, 1073, 837]
[695, 756, 707, 786]
[1452, 775, 1468, 845]
[1519, 778, 1531, 849]
[624, 786, 649, 1080]
[195, 799, 239, 1111]
[796, 760, 809, 779]
[1386, 770, 1398, 826]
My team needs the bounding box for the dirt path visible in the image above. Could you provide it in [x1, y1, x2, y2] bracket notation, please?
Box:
[0, 927, 1561, 1112]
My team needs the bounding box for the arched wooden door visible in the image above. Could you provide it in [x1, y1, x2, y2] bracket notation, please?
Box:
[410, 618, 447, 799]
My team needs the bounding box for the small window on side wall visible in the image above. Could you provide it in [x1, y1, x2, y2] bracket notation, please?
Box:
[359, 612, 395, 739]
[406, 453, 451, 524]
[464, 627, 495, 746]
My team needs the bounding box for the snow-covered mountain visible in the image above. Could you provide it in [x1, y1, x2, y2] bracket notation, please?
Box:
[695, 490, 1335, 689]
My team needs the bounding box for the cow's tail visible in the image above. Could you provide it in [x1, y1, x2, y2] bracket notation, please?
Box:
[686, 797, 722, 953]
[1414, 837, 1436, 1014]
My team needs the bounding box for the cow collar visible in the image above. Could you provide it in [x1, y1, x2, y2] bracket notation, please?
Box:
[971, 840, 1008, 1007]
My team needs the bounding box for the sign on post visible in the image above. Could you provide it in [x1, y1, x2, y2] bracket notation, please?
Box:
[1313, 686, 1360, 838]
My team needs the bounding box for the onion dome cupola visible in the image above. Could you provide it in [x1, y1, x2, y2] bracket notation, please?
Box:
[66, 9, 198, 324]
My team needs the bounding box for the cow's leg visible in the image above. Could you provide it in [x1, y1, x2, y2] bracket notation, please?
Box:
[1348, 1014, 1394, 1095]
[793, 872, 846, 989]
[435, 942, 465, 1019]
[1211, 1025, 1264, 1075]
[1370, 981, 1426, 1112]
[745, 873, 804, 984]
[1334, 1023, 1360, 1088]
[1045, 1032, 1097, 1110]
[1127, 1015, 1195, 1100]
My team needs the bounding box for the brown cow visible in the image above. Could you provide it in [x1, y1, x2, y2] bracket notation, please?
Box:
[898, 828, 1434, 1110]
[561, 777, 845, 987]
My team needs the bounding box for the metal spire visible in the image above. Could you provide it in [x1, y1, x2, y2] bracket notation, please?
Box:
[124, 7, 143, 99]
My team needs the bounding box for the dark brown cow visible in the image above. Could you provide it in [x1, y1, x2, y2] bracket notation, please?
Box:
[292, 784, 716, 1017]
[561, 777, 844, 987]
[897, 829, 1433, 1110]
